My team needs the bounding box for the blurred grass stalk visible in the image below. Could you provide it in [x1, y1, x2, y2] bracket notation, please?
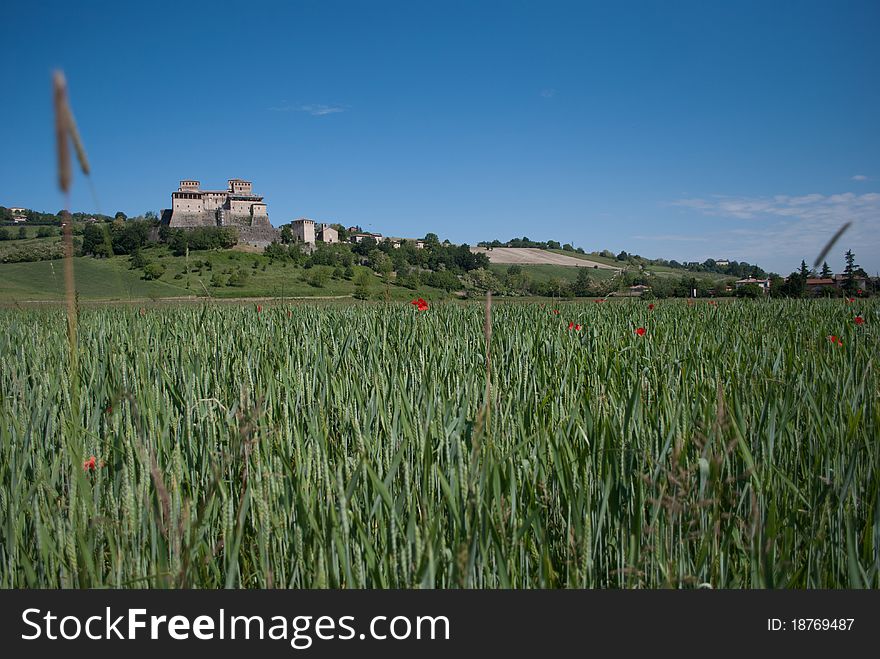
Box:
[53, 70, 90, 460]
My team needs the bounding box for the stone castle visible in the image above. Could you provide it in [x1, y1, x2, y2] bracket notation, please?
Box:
[161, 178, 280, 247]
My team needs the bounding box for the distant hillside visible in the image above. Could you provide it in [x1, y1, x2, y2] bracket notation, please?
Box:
[478, 236, 771, 279]
[470, 247, 619, 270]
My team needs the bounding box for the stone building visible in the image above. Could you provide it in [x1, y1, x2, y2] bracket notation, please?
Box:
[291, 218, 316, 244]
[161, 178, 279, 247]
[316, 223, 338, 244]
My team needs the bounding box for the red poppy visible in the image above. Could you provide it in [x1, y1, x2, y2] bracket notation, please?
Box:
[856, 289, 863, 295]
[568, 321, 574, 330]
[105, 404, 112, 414]
[411, 298, 429, 311]
[287, 310, 292, 317]
[635, 327, 646, 336]
[257, 305, 263, 313]
[139, 307, 146, 316]
[708, 300, 717, 306]
[827, 335, 843, 347]
[854, 316, 865, 325]
[594, 299, 604, 304]
[648, 303, 655, 310]
[552, 309, 559, 315]
[83, 456, 97, 472]
[574, 324, 582, 331]
[847, 298, 854, 303]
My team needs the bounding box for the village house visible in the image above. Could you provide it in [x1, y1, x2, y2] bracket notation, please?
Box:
[734, 277, 771, 293]
[351, 232, 383, 243]
[385, 237, 426, 250]
[316, 223, 338, 244]
[715, 258, 730, 267]
[832, 273, 868, 291]
[804, 278, 837, 295]
[628, 284, 651, 296]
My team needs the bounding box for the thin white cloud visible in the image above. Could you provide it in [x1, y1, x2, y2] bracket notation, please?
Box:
[852, 174, 868, 181]
[268, 103, 346, 116]
[539, 88, 556, 98]
[667, 192, 880, 272]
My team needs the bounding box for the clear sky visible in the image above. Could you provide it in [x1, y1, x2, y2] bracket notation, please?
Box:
[2, 0, 878, 274]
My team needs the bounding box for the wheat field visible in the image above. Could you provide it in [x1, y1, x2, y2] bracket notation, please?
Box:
[0, 298, 877, 588]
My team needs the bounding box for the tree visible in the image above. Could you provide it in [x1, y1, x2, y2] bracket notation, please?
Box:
[129, 248, 149, 269]
[573, 268, 592, 296]
[0, 228, 9, 241]
[798, 260, 810, 279]
[735, 283, 761, 299]
[368, 250, 393, 277]
[81, 224, 105, 255]
[280, 225, 293, 244]
[144, 211, 158, 222]
[353, 270, 373, 299]
[114, 211, 128, 221]
[18, 227, 27, 240]
[820, 261, 832, 278]
[142, 263, 166, 280]
[842, 249, 860, 294]
[353, 236, 377, 256]
[780, 270, 806, 298]
[616, 250, 629, 261]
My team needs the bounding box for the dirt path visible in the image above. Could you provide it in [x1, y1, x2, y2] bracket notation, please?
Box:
[471, 247, 619, 269]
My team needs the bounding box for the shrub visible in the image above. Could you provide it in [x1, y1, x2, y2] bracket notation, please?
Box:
[142, 263, 166, 280]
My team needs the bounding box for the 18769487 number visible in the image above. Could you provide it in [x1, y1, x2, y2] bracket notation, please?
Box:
[791, 619, 854, 631]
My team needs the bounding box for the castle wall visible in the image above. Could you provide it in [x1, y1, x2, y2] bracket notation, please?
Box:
[172, 195, 205, 214]
[202, 192, 226, 211]
[229, 180, 253, 195]
[228, 199, 252, 215]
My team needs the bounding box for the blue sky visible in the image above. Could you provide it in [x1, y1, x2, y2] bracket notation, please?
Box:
[2, 0, 879, 274]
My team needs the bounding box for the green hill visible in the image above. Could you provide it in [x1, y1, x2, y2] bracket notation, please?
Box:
[0, 246, 445, 304]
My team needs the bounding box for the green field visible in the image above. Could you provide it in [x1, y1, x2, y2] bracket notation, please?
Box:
[548, 249, 732, 280]
[0, 299, 877, 588]
[487, 262, 617, 284]
[0, 249, 438, 303]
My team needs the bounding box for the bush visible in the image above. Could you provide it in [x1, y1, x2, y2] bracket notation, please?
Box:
[227, 269, 249, 287]
[734, 284, 762, 299]
[308, 268, 328, 288]
[353, 270, 373, 299]
[129, 249, 149, 269]
[142, 263, 166, 280]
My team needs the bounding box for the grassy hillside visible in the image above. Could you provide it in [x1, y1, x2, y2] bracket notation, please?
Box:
[488, 262, 616, 283]
[548, 249, 733, 280]
[0, 246, 445, 303]
[0, 258, 191, 301]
